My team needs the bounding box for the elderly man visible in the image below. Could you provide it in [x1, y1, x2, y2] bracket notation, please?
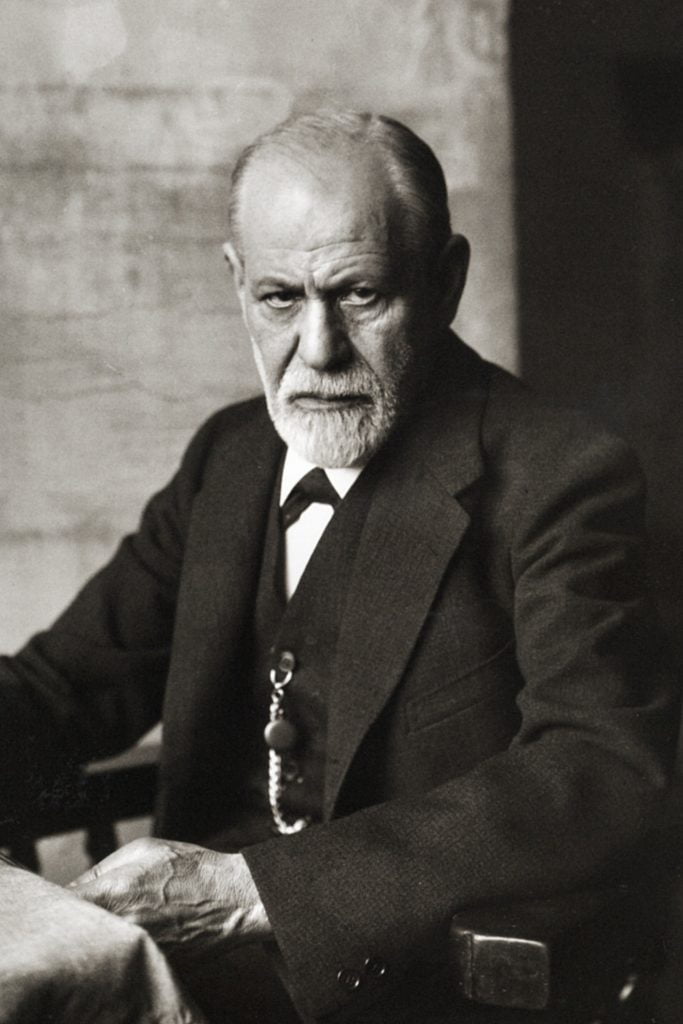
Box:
[0, 111, 678, 1023]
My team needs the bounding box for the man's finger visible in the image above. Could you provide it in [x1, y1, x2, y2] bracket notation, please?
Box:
[70, 869, 134, 914]
[70, 876, 100, 900]
[69, 875, 115, 910]
[68, 865, 99, 888]
[68, 852, 119, 888]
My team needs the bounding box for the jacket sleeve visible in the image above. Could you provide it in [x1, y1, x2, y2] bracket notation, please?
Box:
[0, 413, 220, 823]
[243, 426, 680, 1023]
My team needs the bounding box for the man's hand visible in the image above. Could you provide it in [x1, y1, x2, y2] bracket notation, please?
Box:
[69, 837, 271, 962]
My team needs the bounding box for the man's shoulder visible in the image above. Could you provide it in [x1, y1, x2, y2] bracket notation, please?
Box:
[476, 358, 643, 511]
[173, 394, 277, 488]
[484, 360, 632, 459]
[184, 394, 271, 454]
[439, 337, 632, 464]
[193, 394, 270, 440]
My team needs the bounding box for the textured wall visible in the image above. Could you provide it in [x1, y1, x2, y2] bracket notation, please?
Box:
[0, 0, 515, 648]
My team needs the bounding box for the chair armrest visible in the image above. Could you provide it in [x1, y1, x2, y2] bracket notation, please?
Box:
[449, 887, 649, 1013]
[83, 742, 161, 824]
[0, 742, 161, 869]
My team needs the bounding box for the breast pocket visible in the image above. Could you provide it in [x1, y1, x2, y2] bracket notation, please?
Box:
[406, 639, 518, 733]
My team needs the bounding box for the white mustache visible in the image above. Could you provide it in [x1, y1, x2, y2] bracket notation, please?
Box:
[278, 365, 381, 402]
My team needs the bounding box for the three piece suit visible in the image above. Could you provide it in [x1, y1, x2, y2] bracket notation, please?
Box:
[0, 335, 677, 1022]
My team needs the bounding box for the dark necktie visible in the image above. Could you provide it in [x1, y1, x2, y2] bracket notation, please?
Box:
[280, 467, 341, 530]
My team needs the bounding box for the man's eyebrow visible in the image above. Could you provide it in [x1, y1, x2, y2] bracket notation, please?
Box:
[324, 266, 394, 290]
[252, 276, 300, 289]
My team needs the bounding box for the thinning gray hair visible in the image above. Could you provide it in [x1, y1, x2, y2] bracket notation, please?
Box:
[227, 110, 452, 264]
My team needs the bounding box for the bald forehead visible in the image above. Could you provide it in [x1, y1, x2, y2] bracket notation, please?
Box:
[234, 147, 400, 257]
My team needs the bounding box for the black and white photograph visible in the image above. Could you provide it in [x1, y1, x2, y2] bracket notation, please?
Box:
[1, 3, 682, 1021]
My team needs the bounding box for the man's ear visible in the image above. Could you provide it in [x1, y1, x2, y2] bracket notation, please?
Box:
[222, 241, 245, 294]
[222, 241, 250, 326]
[435, 233, 470, 326]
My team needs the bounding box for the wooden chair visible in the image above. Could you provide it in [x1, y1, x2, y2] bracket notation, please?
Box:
[450, 886, 657, 1022]
[0, 743, 160, 872]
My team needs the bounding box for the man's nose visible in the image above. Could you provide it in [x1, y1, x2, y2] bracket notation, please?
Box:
[296, 299, 351, 370]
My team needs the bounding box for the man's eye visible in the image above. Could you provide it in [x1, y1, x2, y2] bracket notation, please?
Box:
[263, 292, 297, 309]
[341, 288, 379, 306]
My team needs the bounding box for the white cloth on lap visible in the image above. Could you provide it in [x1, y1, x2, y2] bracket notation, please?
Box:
[0, 857, 206, 1024]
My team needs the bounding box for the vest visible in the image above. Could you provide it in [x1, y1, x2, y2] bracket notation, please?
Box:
[205, 460, 377, 851]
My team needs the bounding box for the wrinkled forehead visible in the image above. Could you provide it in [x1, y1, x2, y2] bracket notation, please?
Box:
[235, 148, 401, 261]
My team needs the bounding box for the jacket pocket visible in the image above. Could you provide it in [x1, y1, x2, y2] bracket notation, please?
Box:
[406, 639, 517, 733]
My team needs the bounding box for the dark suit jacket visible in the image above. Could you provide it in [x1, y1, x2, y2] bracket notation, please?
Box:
[0, 336, 678, 1022]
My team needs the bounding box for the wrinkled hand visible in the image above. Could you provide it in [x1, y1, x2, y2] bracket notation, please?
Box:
[69, 837, 271, 962]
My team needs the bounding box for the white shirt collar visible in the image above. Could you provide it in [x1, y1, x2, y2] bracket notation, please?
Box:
[280, 448, 363, 505]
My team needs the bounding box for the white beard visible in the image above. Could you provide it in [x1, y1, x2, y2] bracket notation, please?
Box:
[252, 344, 413, 468]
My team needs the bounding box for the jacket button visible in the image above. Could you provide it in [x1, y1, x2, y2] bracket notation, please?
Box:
[278, 650, 296, 673]
[364, 957, 387, 978]
[336, 968, 362, 991]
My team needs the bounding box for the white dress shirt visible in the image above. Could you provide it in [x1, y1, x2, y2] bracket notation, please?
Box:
[279, 449, 363, 599]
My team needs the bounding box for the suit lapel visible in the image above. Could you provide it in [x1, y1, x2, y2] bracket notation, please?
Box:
[174, 401, 283, 690]
[324, 351, 489, 817]
[158, 399, 285, 837]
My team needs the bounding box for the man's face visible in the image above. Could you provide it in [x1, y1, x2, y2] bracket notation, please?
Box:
[226, 150, 439, 468]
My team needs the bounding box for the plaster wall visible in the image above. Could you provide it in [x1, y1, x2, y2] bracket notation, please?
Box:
[1, 0, 516, 650]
